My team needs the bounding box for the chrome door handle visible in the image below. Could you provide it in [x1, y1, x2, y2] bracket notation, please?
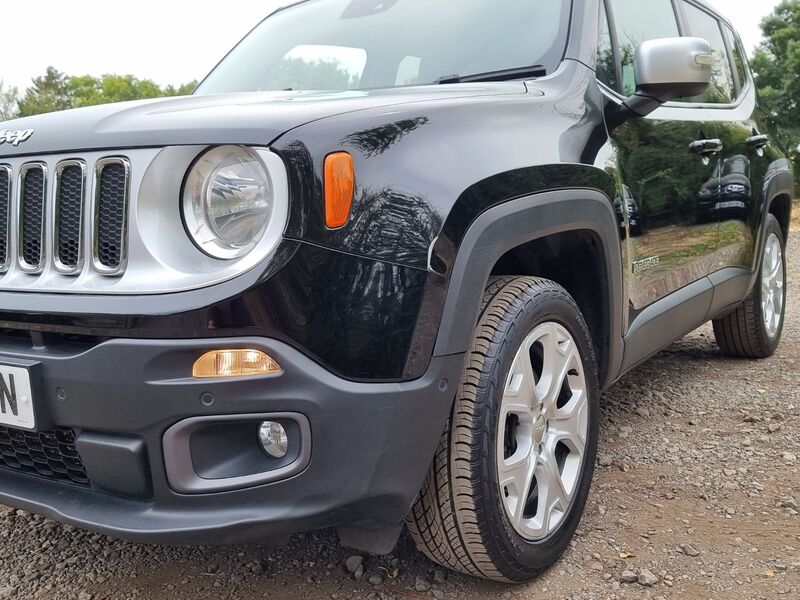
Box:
[746, 134, 769, 149]
[689, 139, 723, 155]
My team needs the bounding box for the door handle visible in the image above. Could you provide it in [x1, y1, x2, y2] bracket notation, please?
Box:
[689, 139, 723, 156]
[746, 133, 769, 149]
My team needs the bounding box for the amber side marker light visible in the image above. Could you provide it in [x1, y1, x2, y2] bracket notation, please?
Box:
[192, 349, 283, 379]
[324, 152, 355, 229]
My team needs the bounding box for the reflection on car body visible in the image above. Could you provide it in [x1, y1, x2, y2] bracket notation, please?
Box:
[613, 184, 642, 237]
[696, 154, 752, 222]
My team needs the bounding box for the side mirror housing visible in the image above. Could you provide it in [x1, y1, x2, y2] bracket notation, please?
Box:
[624, 37, 713, 117]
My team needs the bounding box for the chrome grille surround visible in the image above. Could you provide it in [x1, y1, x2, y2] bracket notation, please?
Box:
[17, 163, 48, 274]
[92, 157, 130, 276]
[53, 160, 87, 275]
[0, 165, 10, 272]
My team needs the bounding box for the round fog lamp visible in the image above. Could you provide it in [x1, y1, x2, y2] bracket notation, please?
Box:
[259, 421, 289, 459]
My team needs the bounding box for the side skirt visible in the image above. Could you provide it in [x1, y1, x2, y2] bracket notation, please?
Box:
[619, 267, 754, 377]
[620, 278, 713, 375]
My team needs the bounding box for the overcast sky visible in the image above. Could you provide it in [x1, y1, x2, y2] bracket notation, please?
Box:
[0, 0, 783, 92]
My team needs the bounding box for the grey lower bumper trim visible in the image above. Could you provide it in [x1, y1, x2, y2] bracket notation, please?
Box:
[0, 336, 466, 545]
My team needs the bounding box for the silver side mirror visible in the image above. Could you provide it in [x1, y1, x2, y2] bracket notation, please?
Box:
[624, 37, 714, 117]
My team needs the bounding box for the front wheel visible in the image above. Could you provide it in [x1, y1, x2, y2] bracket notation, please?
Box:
[406, 277, 600, 582]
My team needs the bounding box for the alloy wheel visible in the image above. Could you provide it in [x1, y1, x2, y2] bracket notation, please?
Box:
[761, 232, 785, 339]
[497, 322, 589, 541]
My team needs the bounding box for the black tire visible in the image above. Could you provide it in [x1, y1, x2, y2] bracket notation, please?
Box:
[713, 214, 787, 358]
[406, 277, 600, 582]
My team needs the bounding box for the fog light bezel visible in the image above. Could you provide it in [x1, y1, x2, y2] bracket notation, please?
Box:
[163, 412, 311, 494]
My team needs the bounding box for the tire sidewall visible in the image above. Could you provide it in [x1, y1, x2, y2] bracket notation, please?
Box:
[478, 286, 600, 579]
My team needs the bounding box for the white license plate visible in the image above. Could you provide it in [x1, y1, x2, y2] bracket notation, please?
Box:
[0, 364, 36, 430]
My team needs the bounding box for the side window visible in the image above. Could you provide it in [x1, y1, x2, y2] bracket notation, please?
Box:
[608, 0, 680, 96]
[679, 2, 735, 104]
[723, 25, 749, 92]
[597, 0, 618, 90]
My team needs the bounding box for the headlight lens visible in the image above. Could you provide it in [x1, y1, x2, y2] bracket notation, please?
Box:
[183, 146, 274, 259]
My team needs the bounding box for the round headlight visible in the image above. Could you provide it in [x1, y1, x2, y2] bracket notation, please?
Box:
[182, 146, 274, 259]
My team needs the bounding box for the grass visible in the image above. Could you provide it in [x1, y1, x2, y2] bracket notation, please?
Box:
[631, 221, 739, 265]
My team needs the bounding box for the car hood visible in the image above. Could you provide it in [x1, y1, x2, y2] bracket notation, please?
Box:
[0, 84, 524, 157]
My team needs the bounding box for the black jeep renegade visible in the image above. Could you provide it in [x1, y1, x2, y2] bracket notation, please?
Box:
[0, 0, 793, 583]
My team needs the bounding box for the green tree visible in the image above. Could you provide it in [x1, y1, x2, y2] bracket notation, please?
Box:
[264, 57, 361, 90]
[15, 67, 197, 117]
[68, 74, 176, 108]
[163, 82, 198, 96]
[0, 80, 19, 121]
[17, 67, 72, 117]
[751, 0, 800, 187]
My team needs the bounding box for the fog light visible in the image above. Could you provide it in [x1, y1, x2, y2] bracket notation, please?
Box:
[258, 421, 288, 459]
[193, 349, 282, 379]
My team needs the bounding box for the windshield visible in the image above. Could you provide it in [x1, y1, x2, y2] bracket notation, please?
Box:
[197, 0, 571, 94]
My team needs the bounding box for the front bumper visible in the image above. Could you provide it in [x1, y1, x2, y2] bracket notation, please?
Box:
[0, 334, 464, 545]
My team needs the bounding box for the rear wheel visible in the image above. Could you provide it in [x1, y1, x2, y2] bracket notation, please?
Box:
[713, 214, 787, 358]
[407, 277, 599, 582]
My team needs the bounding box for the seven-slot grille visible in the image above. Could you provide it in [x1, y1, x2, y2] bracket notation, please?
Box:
[0, 158, 129, 277]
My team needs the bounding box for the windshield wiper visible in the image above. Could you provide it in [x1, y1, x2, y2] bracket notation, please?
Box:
[436, 65, 547, 84]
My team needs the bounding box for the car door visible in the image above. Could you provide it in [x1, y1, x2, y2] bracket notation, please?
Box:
[688, 13, 777, 275]
[600, 0, 721, 311]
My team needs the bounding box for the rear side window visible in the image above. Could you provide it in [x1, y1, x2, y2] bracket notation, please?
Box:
[608, 0, 680, 96]
[723, 25, 749, 93]
[679, 2, 735, 104]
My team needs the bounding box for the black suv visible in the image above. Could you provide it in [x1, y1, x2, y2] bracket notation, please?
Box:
[0, 0, 792, 583]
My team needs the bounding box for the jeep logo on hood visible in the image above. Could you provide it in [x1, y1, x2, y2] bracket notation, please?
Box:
[0, 129, 35, 147]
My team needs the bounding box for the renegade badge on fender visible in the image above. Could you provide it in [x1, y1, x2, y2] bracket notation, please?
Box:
[0, 0, 792, 583]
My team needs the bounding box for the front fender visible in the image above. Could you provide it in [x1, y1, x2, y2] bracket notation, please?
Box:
[431, 188, 625, 389]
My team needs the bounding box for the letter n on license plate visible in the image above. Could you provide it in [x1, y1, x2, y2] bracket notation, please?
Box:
[0, 364, 35, 430]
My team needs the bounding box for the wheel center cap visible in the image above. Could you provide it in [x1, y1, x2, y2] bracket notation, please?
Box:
[533, 416, 547, 445]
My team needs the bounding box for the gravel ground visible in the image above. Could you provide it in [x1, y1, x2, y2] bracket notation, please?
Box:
[0, 228, 798, 600]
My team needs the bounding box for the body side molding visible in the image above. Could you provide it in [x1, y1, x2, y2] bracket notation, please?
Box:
[620, 278, 714, 375]
[707, 267, 754, 321]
